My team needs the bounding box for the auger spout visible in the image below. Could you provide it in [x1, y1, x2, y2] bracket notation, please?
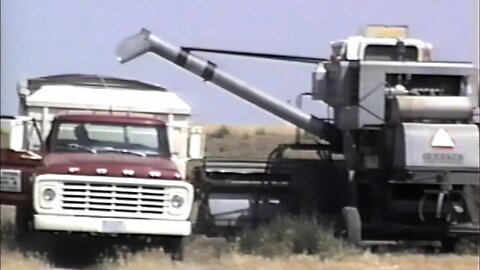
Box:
[116, 28, 342, 149]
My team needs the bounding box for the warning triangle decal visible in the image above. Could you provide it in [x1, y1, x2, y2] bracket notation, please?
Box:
[431, 128, 455, 148]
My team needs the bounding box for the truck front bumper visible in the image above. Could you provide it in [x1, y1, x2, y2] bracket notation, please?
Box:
[34, 214, 191, 236]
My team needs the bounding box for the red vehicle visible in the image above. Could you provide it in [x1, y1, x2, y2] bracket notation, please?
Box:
[1, 113, 194, 261]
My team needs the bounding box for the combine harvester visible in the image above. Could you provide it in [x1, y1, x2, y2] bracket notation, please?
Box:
[115, 25, 480, 250]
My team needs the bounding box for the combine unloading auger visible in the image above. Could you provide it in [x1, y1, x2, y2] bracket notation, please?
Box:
[116, 29, 342, 150]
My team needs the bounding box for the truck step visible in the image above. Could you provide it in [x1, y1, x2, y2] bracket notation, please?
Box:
[359, 240, 398, 246]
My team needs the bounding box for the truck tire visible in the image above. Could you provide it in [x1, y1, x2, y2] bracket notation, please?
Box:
[165, 236, 185, 261]
[194, 200, 215, 236]
[340, 206, 362, 245]
[14, 206, 32, 244]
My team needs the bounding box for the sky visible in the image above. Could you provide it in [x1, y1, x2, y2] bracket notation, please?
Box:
[1, 0, 479, 125]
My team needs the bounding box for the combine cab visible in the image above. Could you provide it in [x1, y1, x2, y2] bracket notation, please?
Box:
[328, 25, 433, 62]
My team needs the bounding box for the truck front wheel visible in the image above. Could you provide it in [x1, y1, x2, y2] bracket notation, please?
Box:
[151, 235, 185, 261]
[14, 206, 32, 243]
[166, 236, 185, 261]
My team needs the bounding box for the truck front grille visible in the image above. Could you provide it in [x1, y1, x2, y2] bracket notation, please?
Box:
[60, 182, 167, 217]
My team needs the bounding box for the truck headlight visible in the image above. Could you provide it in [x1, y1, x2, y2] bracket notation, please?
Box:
[171, 195, 184, 208]
[167, 186, 192, 217]
[37, 183, 60, 209]
[42, 188, 56, 202]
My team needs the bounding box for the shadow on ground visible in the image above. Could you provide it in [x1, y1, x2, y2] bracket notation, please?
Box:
[1, 224, 163, 269]
[1, 220, 231, 270]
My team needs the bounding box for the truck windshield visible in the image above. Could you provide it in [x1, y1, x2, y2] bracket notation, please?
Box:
[51, 122, 171, 157]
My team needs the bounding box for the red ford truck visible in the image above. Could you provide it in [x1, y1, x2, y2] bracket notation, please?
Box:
[1, 112, 194, 260]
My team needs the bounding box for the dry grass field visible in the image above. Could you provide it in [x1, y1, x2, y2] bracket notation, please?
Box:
[1, 125, 479, 270]
[202, 124, 301, 159]
[1, 244, 479, 270]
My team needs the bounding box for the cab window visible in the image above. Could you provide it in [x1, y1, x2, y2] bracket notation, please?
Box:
[364, 45, 418, 61]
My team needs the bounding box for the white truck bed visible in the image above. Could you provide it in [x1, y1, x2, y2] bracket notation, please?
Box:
[15, 74, 205, 177]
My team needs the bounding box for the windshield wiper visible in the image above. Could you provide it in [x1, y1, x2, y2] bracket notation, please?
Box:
[143, 150, 165, 157]
[67, 143, 97, 153]
[97, 147, 146, 157]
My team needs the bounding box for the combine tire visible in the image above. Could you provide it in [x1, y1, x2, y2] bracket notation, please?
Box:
[440, 237, 458, 253]
[339, 207, 362, 245]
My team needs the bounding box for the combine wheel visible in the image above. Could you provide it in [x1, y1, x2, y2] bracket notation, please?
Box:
[440, 237, 458, 253]
[337, 207, 362, 245]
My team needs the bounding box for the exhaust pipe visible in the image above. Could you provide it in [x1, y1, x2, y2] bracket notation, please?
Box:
[116, 29, 342, 149]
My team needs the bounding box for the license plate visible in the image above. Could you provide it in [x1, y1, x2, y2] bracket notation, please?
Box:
[0, 170, 21, 192]
[102, 220, 125, 233]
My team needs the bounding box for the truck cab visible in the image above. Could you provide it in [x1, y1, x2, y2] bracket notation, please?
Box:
[1, 112, 194, 260]
[41, 113, 181, 179]
[16, 74, 206, 180]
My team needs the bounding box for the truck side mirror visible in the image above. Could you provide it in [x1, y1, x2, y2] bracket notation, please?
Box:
[30, 118, 45, 151]
[188, 126, 205, 159]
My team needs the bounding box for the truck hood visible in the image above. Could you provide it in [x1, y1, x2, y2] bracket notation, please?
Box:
[39, 153, 181, 179]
